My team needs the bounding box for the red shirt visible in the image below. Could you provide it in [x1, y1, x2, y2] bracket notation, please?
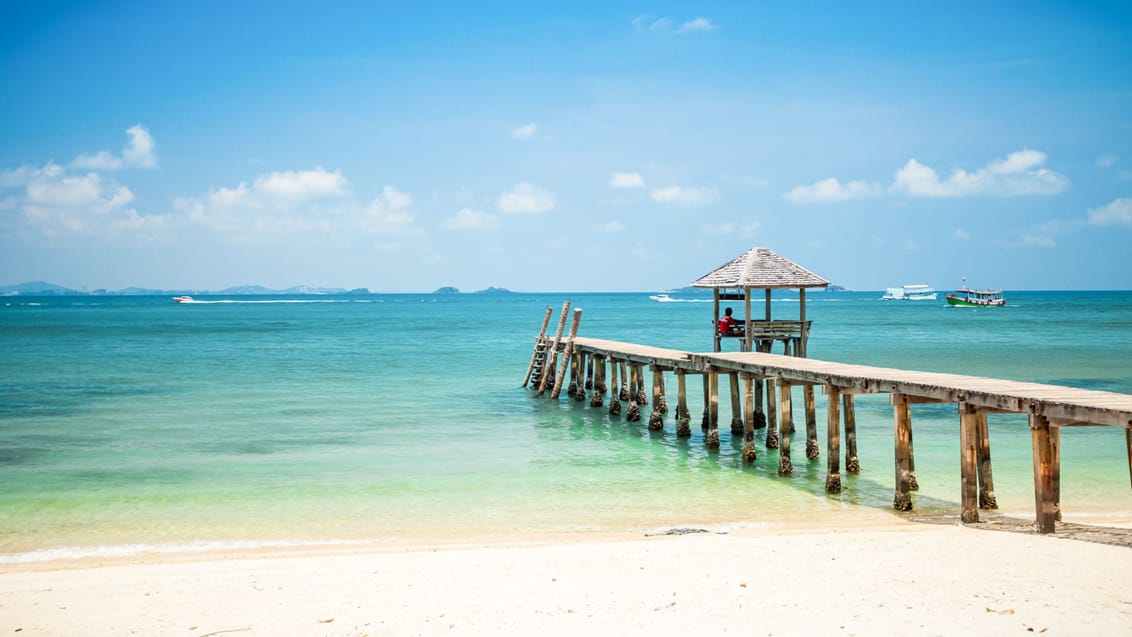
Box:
[718, 314, 735, 335]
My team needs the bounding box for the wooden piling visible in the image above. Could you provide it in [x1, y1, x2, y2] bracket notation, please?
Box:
[1127, 428, 1132, 492]
[625, 364, 642, 422]
[648, 368, 665, 431]
[608, 357, 622, 416]
[742, 375, 757, 463]
[590, 356, 605, 408]
[619, 361, 629, 401]
[550, 308, 582, 399]
[729, 372, 743, 436]
[753, 376, 766, 429]
[1030, 413, 1057, 533]
[585, 356, 594, 391]
[893, 394, 914, 511]
[765, 377, 779, 449]
[804, 385, 819, 460]
[843, 393, 860, 473]
[536, 301, 571, 395]
[706, 371, 720, 449]
[959, 402, 980, 523]
[777, 380, 793, 476]
[1051, 424, 1062, 522]
[975, 412, 997, 509]
[522, 305, 554, 387]
[675, 369, 691, 437]
[825, 385, 842, 492]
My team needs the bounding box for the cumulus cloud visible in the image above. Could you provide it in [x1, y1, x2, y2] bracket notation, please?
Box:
[441, 207, 501, 230]
[1, 161, 139, 235]
[677, 17, 714, 33]
[783, 177, 882, 202]
[785, 149, 1070, 203]
[498, 182, 556, 213]
[610, 171, 645, 189]
[649, 185, 718, 206]
[510, 123, 538, 140]
[1087, 198, 1132, 227]
[891, 150, 1068, 197]
[254, 167, 349, 200]
[72, 124, 157, 170]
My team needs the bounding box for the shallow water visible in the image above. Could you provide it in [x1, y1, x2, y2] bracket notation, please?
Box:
[2, 290, 1131, 560]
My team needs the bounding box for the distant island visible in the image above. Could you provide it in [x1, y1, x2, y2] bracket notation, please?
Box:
[1, 281, 521, 297]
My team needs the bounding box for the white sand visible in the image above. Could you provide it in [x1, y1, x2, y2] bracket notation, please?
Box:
[3, 521, 1132, 636]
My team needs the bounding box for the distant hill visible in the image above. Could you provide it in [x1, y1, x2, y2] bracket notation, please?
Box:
[0, 281, 80, 295]
[474, 287, 512, 294]
[433, 286, 460, 294]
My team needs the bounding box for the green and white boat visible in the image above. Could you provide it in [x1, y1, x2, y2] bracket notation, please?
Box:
[946, 284, 1005, 307]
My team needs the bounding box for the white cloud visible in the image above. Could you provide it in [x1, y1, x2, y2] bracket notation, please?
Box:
[72, 124, 157, 170]
[380, 185, 412, 209]
[891, 150, 1069, 197]
[498, 182, 556, 213]
[610, 171, 645, 189]
[701, 222, 734, 234]
[783, 177, 881, 202]
[953, 228, 971, 240]
[677, 17, 714, 33]
[649, 185, 718, 206]
[1087, 198, 1132, 227]
[592, 220, 623, 233]
[254, 167, 348, 200]
[441, 208, 501, 230]
[2, 162, 139, 235]
[510, 123, 538, 140]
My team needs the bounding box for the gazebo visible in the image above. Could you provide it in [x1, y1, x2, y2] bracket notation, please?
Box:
[692, 246, 829, 355]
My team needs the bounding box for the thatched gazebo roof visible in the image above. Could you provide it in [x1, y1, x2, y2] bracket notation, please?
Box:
[692, 246, 829, 290]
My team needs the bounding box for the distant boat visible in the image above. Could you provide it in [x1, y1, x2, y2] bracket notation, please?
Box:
[881, 284, 937, 301]
[649, 293, 676, 302]
[945, 281, 1005, 307]
[172, 295, 194, 303]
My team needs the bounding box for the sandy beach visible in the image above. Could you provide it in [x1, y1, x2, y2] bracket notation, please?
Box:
[4, 518, 1131, 636]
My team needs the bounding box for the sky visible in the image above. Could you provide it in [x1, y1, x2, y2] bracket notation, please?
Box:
[1, 1, 1130, 292]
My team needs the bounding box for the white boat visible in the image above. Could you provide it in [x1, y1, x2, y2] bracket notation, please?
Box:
[649, 293, 676, 302]
[881, 284, 937, 301]
[172, 295, 194, 303]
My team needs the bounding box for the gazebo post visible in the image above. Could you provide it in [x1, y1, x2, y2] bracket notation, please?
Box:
[713, 289, 721, 352]
[743, 288, 752, 352]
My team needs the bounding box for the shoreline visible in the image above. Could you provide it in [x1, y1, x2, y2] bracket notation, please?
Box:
[4, 517, 1132, 635]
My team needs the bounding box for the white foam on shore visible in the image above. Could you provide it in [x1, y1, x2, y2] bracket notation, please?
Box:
[0, 537, 378, 564]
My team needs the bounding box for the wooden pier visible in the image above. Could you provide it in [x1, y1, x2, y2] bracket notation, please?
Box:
[524, 305, 1132, 534]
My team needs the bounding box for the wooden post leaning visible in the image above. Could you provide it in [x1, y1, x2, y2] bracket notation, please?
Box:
[522, 305, 554, 387]
[958, 402, 980, 523]
[550, 308, 582, 399]
[536, 301, 571, 395]
[825, 385, 842, 492]
[777, 380, 793, 476]
[1030, 413, 1057, 533]
[893, 393, 914, 511]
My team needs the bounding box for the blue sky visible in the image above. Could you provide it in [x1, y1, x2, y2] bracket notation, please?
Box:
[2, 1, 1130, 292]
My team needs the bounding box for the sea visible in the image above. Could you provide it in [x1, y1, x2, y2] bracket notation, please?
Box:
[2, 290, 1131, 562]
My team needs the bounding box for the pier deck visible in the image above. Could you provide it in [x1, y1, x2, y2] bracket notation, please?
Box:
[543, 336, 1132, 534]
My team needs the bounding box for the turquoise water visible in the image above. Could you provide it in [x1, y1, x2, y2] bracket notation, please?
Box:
[2, 291, 1131, 560]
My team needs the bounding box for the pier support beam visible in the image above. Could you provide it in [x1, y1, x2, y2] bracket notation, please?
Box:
[893, 394, 914, 511]
[754, 377, 766, 429]
[589, 356, 605, 408]
[648, 368, 665, 431]
[729, 372, 743, 436]
[1030, 413, 1058, 533]
[777, 381, 793, 476]
[844, 393, 860, 473]
[765, 378, 779, 449]
[825, 385, 842, 493]
[608, 358, 622, 417]
[625, 364, 642, 422]
[675, 370, 691, 437]
[706, 372, 720, 449]
[975, 412, 998, 509]
[1127, 428, 1132, 492]
[959, 402, 980, 523]
[804, 385, 819, 460]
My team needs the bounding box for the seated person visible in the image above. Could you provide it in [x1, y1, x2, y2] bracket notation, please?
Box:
[718, 307, 741, 336]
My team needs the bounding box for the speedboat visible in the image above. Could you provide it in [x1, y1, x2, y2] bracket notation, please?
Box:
[881, 284, 937, 301]
[172, 295, 194, 303]
[649, 293, 676, 302]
